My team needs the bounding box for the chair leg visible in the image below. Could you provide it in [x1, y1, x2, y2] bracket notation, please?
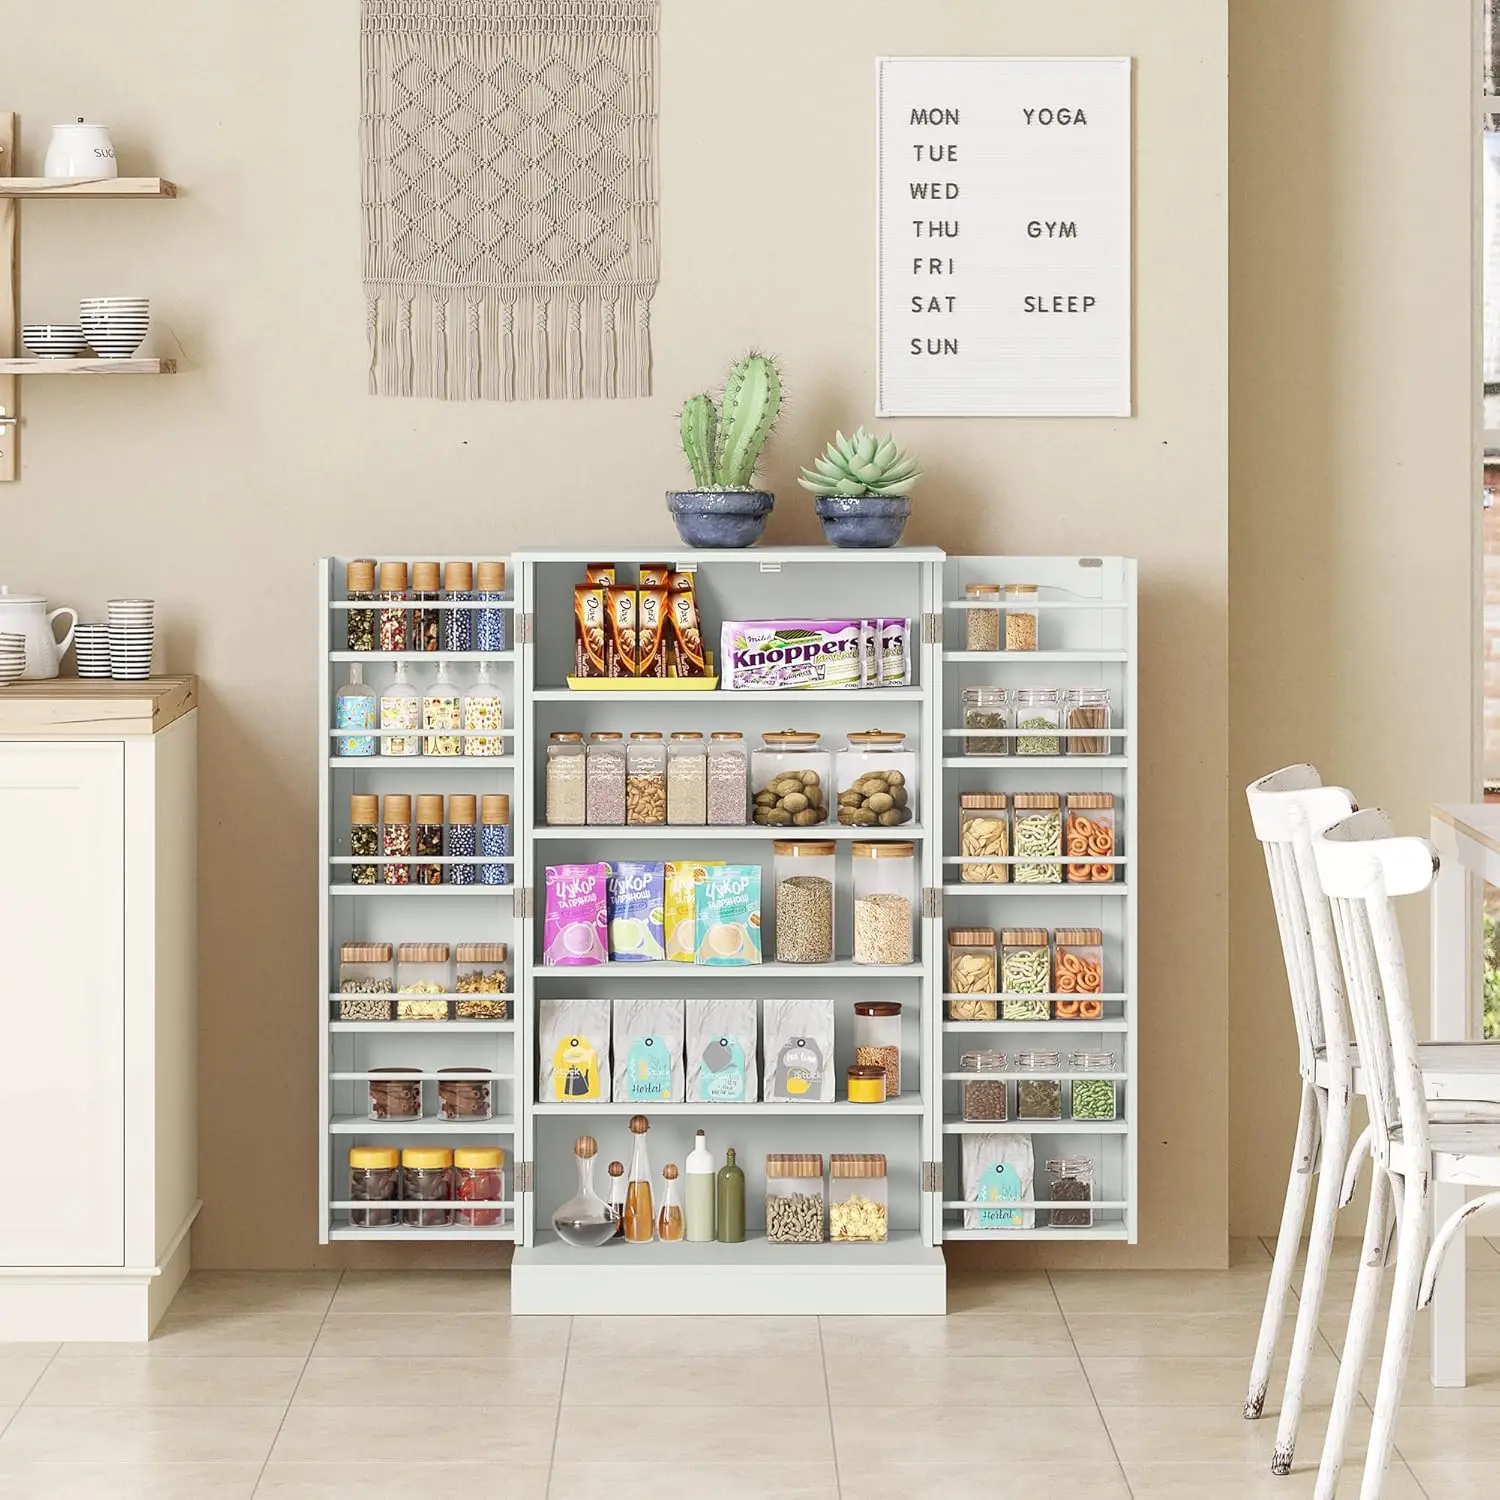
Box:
[1273, 1085, 1349, 1471]
[1315, 1167, 1393, 1500]
[1246, 1083, 1321, 1420]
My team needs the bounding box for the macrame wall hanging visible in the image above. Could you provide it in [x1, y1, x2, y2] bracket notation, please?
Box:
[361, 0, 660, 401]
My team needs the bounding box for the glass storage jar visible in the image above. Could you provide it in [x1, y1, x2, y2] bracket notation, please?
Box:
[413, 794, 445, 886]
[837, 731, 917, 827]
[1016, 1051, 1064, 1120]
[752, 731, 832, 827]
[1062, 687, 1112, 757]
[965, 583, 1000, 651]
[454, 1146, 506, 1228]
[1070, 1052, 1119, 1121]
[765, 1153, 826, 1244]
[378, 561, 409, 652]
[853, 1001, 902, 1097]
[367, 1066, 422, 1121]
[852, 841, 915, 965]
[348, 1145, 399, 1228]
[959, 793, 1009, 884]
[626, 732, 667, 825]
[346, 558, 377, 652]
[773, 840, 835, 964]
[1066, 793, 1117, 884]
[546, 732, 586, 826]
[707, 731, 749, 825]
[830, 1154, 888, 1243]
[1004, 583, 1040, 651]
[961, 686, 1009, 756]
[666, 731, 707, 825]
[349, 793, 379, 885]
[446, 794, 477, 886]
[438, 1066, 493, 1121]
[946, 928, 998, 1020]
[1053, 928, 1106, 1020]
[381, 793, 412, 885]
[1013, 688, 1062, 756]
[1012, 793, 1063, 883]
[1048, 1156, 1094, 1228]
[1001, 929, 1052, 1021]
[442, 560, 473, 652]
[410, 560, 442, 653]
[475, 560, 508, 653]
[396, 942, 451, 1020]
[401, 1146, 453, 1227]
[960, 1050, 1009, 1122]
[455, 943, 510, 1019]
[480, 794, 512, 886]
[338, 941, 394, 1021]
[845, 1064, 887, 1104]
[585, 731, 626, 825]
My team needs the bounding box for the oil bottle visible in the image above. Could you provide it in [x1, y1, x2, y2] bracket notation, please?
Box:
[658, 1164, 685, 1242]
[623, 1115, 655, 1243]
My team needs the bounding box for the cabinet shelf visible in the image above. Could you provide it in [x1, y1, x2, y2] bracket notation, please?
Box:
[942, 1120, 1128, 1135]
[943, 1019, 1130, 1034]
[533, 961, 924, 979]
[533, 1096, 925, 1116]
[0, 176, 175, 197]
[534, 824, 925, 841]
[328, 1021, 515, 1034]
[330, 1223, 516, 1242]
[533, 686, 926, 702]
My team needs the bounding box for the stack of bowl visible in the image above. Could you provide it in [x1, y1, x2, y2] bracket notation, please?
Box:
[20, 324, 86, 359]
[0, 633, 25, 686]
[74, 622, 111, 679]
[107, 599, 155, 680]
[79, 297, 149, 359]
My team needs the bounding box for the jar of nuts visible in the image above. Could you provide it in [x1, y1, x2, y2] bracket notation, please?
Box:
[829, 1154, 888, 1243]
[837, 731, 917, 826]
[960, 1051, 1008, 1122]
[765, 1153, 826, 1244]
[946, 928, 998, 1020]
[752, 731, 831, 827]
[626, 732, 667, 825]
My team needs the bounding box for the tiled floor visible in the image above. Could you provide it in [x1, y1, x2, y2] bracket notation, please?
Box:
[2, 1239, 1500, 1496]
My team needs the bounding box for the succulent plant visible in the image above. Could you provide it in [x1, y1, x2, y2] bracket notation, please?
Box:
[678, 353, 784, 491]
[797, 427, 921, 499]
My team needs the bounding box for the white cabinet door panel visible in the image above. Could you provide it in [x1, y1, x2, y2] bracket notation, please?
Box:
[0, 743, 124, 1265]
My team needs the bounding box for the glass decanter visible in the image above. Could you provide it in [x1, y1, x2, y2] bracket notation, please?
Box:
[551, 1135, 617, 1248]
[623, 1114, 655, 1243]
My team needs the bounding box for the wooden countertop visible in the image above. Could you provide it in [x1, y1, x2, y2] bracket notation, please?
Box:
[0, 676, 197, 736]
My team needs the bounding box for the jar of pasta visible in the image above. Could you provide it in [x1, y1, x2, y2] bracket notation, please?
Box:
[959, 793, 1009, 883]
[1012, 793, 1062, 883]
[1053, 929, 1105, 1020]
[338, 941, 394, 1022]
[1000, 929, 1052, 1021]
[1013, 688, 1062, 756]
[765, 1154, 826, 1244]
[829, 1154, 888, 1243]
[1066, 793, 1117, 883]
[396, 942, 451, 1021]
[1004, 584, 1040, 651]
[455, 943, 510, 1019]
[1016, 1051, 1063, 1120]
[946, 928, 997, 1020]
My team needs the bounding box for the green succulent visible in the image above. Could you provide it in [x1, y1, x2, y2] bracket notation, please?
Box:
[679, 352, 784, 491]
[797, 427, 921, 499]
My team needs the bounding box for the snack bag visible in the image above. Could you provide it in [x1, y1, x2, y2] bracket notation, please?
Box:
[963, 1134, 1035, 1229]
[612, 997, 684, 1102]
[762, 997, 835, 1102]
[637, 588, 669, 678]
[539, 997, 611, 1102]
[695, 864, 762, 966]
[687, 996, 758, 1102]
[606, 586, 637, 676]
[608, 861, 666, 962]
[574, 586, 606, 677]
[666, 860, 721, 962]
[543, 863, 608, 966]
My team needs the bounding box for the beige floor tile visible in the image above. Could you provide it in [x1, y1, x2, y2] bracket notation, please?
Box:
[945, 1270, 1059, 1315]
[0, 1363, 47, 1407]
[1406, 1461, 1500, 1497]
[1264, 1237, 1394, 1273]
[0, 1346, 56, 1361]
[553, 1405, 833, 1465]
[1067, 1311, 1319, 1359]
[326, 1269, 510, 1316]
[549, 1461, 840, 1499]
[1391, 1403, 1500, 1463]
[1082, 1353, 1342, 1410]
[1361, 1356, 1500, 1405]
[825, 1352, 1089, 1407]
[832, 1404, 1115, 1465]
[1102, 1404, 1370, 1468]
[27, 1355, 303, 1407]
[564, 1351, 826, 1407]
[568, 1314, 817, 1358]
[294, 1353, 563, 1406]
[820, 1311, 1073, 1358]
[0, 1405, 285, 1465]
[1234, 1237, 1274, 1265]
[169, 1271, 340, 1318]
[0, 1461, 262, 1499]
[1050, 1267, 1277, 1316]
[65, 1311, 325, 1359]
[255, 1461, 549, 1498]
[1120, 1459, 1425, 1498]
[310, 1311, 566, 1358]
[271, 1404, 557, 1464]
[836, 1461, 1131, 1499]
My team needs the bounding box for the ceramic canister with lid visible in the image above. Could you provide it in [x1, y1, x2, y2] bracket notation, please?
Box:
[0, 586, 77, 679]
[43, 119, 117, 179]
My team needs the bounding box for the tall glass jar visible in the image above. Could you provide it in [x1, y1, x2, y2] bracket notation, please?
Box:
[959, 793, 1009, 884]
[752, 731, 831, 828]
[773, 840, 835, 964]
[947, 928, 998, 1020]
[396, 942, 451, 1020]
[411, 561, 442, 653]
[379, 661, 419, 758]
[545, 732, 586, 825]
[346, 558, 377, 652]
[960, 1050, 1008, 1122]
[626, 732, 667, 825]
[349, 793, 379, 886]
[1012, 793, 1063, 883]
[1013, 688, 1062, 756]
[965, 583, 1000, 651]
[852, 841, 916, 965]
[1001, 928, 1052, 1021]
[707, 731, 749, 825]
[1016, 1051, 1063, 1120]
[378, 561, 409, 652]
[446, 794, 477, 885]
[853, 1001, 902, 1097]
[961, 686, 1009, 756]
[838, 731, 917, 827]
[401, 1146, 453, 1227]
[381, 793, 411, 886]
[829, 1154, 888, 1243]
[666, 732, 707, 825]
[338, 940, 394, 1021]
[454, 1146, 506, 1228]
[413, 794, 445, 885]
[1070, 1052, 1119, 1121]
[1062, 687, 1112, 756]
[349, 1146, 399, 1228]
[1048, 1156, 1094, 1228]
[476, 561, 508, 653]
[1066, 793, 1117, 884]
[1053, 928, 1106, 1020]
[442, 560, 473, 652]
[585, 731, 626, 825]
[462, 661, 504, 756]
[480, 794, 512, 885]
[1004, 583, 1040, 651]
[765, 1154, 826, 1244]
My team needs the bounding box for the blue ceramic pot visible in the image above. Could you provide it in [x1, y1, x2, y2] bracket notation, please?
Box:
[814, 495, 912, 549]
[667, 490, 774, 549]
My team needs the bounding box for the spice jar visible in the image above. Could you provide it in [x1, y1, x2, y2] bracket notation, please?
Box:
[965, 583, 1000, 651]
[443, 560, 474, 653]
[438, 1066, 493, 1121]
[752, 731, 831, 827]
[411, 561, 442, 652]
[454, 1146, 506, 1228]
[1013, 688, 1062, 756]
[1004, 583, 1040, 651]
[1070, 1052, 1119, 1121]
[413, 794, 445, 885]
[367, 1065, 422, 1121]
[830, 1154, 888, 1243]
[960, 1051, 1008, 1122]
[962, 686, 1009, 756]
[379, 661, 419, 758]
[475, 561, 508, 653]
[544, 732, 585, 825]
[378, 561, 409, 652]
[397, 942, 451, 1020]
[455, 943, 510, 1018]
[346, 558, 377, 652]
[666, 731, 707, 825]
[447, 794, 477, 886]
[1001, 929, 1052, 1021]
[422, 663, 461, 757]
[480, 794, 512, 886]
[852, 842, 915, 966]
[1013, 793, 1063, 884]
[947, 928, 998, 1020]
[707, 731, 749, 825]
[349, 1145, 399, 1228]
[774, 840, 835, 964]
[1048, 1156, 1094, 1228]
[462, 660, 504, 756]
[1016, 1051, 1063, 1119]
[585, 731, 626, 825]
[1054, 929, 1106, 1020]
[765, 1154, 826, 1244]
[349, 793, 379, 886]
[845, 1064, 887, 1104]
[626, 732, 667, 825]
[959, 793, 1009, 884]
[854, 1000, 902, 1097]
[1066, 793, 1117, 884]
[1063, 687, 1112, 757]
[401, 1146, 453, 1227]
[338, 940, 394, 1021]
[381, 793, 412, 885]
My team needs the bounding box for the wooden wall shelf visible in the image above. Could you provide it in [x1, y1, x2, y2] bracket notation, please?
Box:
[0, 358, 175, 375]
[0, 178, 176, 199]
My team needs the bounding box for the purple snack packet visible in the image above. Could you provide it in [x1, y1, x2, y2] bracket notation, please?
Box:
[544, 863, 609, 966]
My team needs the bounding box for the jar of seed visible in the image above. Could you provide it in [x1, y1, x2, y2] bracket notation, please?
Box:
[442, 561, 474, 652]
[381, 793, 412, 886]
[707, 731, 749, 825]
[1001, 929, 1052, 1021]
[397, 942, 451, 1020]
[1069, 1052, 1119, 1121]
[480, 794, 512, 885]
[626, 732, 667, 825]
[1062, 687, 1112, 756]
[447, 794, 477, 886]
[401, 1146, 453, 1227]
[1012, 793, 1062, 884]
[348, 1146, 399, 1228]
[378, 561, 409, 652]
[854, 1000, 902, 1097]
[959, 793, 1009, 884]
[413, 794, 445, 885]
[1004, 583, 1040, 651]
[349, 793, 379, 885]
[455, 943, 510, 1019]
[338, 941, 394, 1021]
[1048, 1156, 1094, 1228]
[546, 732, 586, 825]
[837, 731, 917, 826]
[410, 560, 442, 652]
[765, 1153, 826, 1244]
[585, 731, 626, 825]
[1016, 1051, 1063, 1120]
[345, 558, 377, 652]
[752, 731, 831, 828]
[961, 686, 1009, 756]
[965, 583, 1001, 651]
[367, 1066, 422, 1122]
[852, 841, 915, 966]
[946, 928, 998, 1020]
[666, 732, 708, 825]
[960, 1051, 1008, 1122]
[1013, 688, 1062, 756]
[773, 840, 835, 964]
[829, 1154, 888, 1243]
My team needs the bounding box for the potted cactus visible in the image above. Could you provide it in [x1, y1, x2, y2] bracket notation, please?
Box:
[798, 427, 921, 548]
[668, 353, 784, 548]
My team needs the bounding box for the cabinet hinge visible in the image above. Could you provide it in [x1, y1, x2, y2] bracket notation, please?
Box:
[922, 886, 943, 920]
[516, 1161, 535, 1194]
[921, 1161, 944, 1194]
[515, 886, 534, 920]
[922, 611, 944, 645]
[518, 611, 535, 646]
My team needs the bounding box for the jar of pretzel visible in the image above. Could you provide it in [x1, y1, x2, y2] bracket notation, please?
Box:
[1065, 793, 1117, 884]
[1052, 929, 1105, 1021]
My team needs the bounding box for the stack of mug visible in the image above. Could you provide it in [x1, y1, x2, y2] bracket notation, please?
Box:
[0, 633, 24, 686]
[107, 599, 155, 681]
[74, 623, 111, 679]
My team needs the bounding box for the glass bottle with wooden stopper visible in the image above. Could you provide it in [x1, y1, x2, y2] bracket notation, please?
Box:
[716, 1145, 745, 1243]
[623, 1114, 655, 1242]
[657, 1163, 685, 1242]
[346, 558, 377, 652]
[414, 794, 444, 885]
[378, 561, 409, 652]
[411, 561, 442, 653]
[606, 1160, 626, 1237]
[551, 1135, 616, 1248]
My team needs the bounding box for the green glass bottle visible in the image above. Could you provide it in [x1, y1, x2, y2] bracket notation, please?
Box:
[716, 1146, 746, 1243]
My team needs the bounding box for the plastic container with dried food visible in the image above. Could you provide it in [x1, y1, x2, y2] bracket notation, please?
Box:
[837, 731, 917, 827]
[367, 1066, 423, 1122]
[959, 793, 1009, 884]
[965, 583, 1000, 651]
[348, 1145, 399, 1228]
[339, 941, 394, 1021]
[853, 841, 915, 965]
[1048, 1156, 1094, 1228]
[1013, 688, 1062, 756]
[1016, 1051, 1063, 1120]
[1004, 583, 1040, 652]
[349, 792, 379, 885]
[455, 943, 510, 1019]
[401, 1146, 453, 1227]
[773, 840, 835, 964]
[381, 792, 412, 886]
[707, 731, 749, 825]
[853, 1000, 902, 1097]
[1001, 929, 1052, 1021]
[960, 1050, 1008, 1122]
[397, 942, 451, 1020]
[438, 1067, 493, 1121]
[752, 731, 832, 828]
[666, 732, 708, 825]
[946, 928, 998, 1020]
[1062, 687, 1113, 757]
[830, 1154, 888, 1243]
[454, 1146, 507, 1228]
[1066, 793, 1117, 884]
[586, 731, 626, 826]
[627, 732, 668, 825]
[961, 686, 1008, 756]
[546, 732, 586, 826]
[1053, 929, 1106, 1020]
[765, 1154, 826, 1244]
[846, 1064, 887, 1104]
[1070, 1052, 1119, 1121]
[1012, 793, 1063, 884]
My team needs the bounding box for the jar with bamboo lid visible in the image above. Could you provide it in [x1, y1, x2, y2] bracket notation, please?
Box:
[947, 928, 998, 1020]
[854, 1001, 902, 1096]
[338, 940, 394, 1021]
[480, 793, 512, 886]
[1053, 929, 1105, 1019]
[455, 942, 509, 1018]
[1012, 792, 1062, 883]
[830, 1154, 888, 1242]
[773, 840, 835, 964]
[349, 792, 379, 885]
[396, 942, 450, 1019]
[765, 1153, 826, 1244]
[547, 732, 586, 825]
[959, 792, 1009, 884]
[443, 560, 474, 652]
[626, 731, 667, 826]
[381, 793, 412, 886]
[476, 560, 508, 653]
[752, 731, 831, 827]
[965, 582, 1000, 651]
[1004, 583, 1040, 651]
[413, 793, 445, 885]
[666, 731, 707, 825]
[346, 558, 377, 652]
[1065, 792, 1117, 884]
[411, 560, 442, 652]
[447, 794, 477, 886]
[852, 841, 915, 965]
[367, 1065, 422, 1122]
[438, 1065, 493, 1121]
[1001, 929, 1052, 1021]
[378, 560, 409, 652]
[838, 730, 917, 826]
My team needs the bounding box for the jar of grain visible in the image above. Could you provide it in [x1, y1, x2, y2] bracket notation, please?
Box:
[1053, 929, 1106, 1021]
[707, 731, 749, 825]
[1004, 583, 1040, 651]
[1062, 687, 1113, 756]
[627, 732, 668, 824]
[396, 942, 451, 1020]
[959, 793, 1009, 884]
[773, 840, 835, 964]
[586, 732, 626, 824]
[348, 1146, 399, 1227]
[852, 841, 915, 966]
[1066, 793, 1117, 884]
[946, 928, 998, 1020]
[438, 1066, 493, 1121]
[765, 1154, 826, 1244]
[1013, 688, 1062, 756]
[401, 1146, 453, 1227]
[965, 583, 1000, 651]
[1001, 929, 1052, 1021]
[545, 732, 586, 826]
[829, 1154, 888, 1243]
[666, 731, 707, 825]
[961, 686, 1009, 756]
[1048, 1156, 1094, 1228]
[752, 731, 831, 827]
[1069, 1052, 1119, 1122]
[853, 1001, 902, 1097]
[960, 1051, 1008, 1122]
[837, 731, 917, 826]
[1012, 792, 1063, 883]
[1016, 1051, 1063, 1120]
[367, 1066, 422, 1121]
[338, 941, 394, 1021]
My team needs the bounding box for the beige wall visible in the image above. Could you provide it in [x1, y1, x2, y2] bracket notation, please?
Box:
[1229, 1, 1481, 1235]
[3, 1, 1229, 1268]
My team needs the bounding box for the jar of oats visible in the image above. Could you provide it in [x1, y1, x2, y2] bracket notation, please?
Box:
[852, 842, 915, 966]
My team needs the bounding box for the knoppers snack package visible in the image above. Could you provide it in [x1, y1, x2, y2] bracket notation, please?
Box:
[694, 864, 762, 966]
[719, 618, 913, 692]
[666, 861, 721, 962]
[608, 861, 665, 962]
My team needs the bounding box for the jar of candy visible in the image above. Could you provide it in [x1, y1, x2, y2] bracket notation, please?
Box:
[401, 1147, 453, 1227]
[454, 1147, 507, 1227]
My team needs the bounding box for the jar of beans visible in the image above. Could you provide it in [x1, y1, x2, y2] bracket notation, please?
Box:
[1004, 583, 1040, 652]
[666, 732, 707, 825]
[946, 927, 998, 1020]
[381, 793, 412, 886]
[1013, 688, 1062, 756]
[626, 732, 668, 825]
[348, 1146, 399, 1228]
[1016, 1051, 1064, 1120]
[752, 731, 831, 827]
[837, 731, 917, 827]
[401, 1146, 453, 1227]
[438, 1067, 493, 1121]
[1066, 793, 1117, 884]
[774, 840, 835, 964]
[410, 560, 442, 653]
[1069, 1052, 1119, 1121]
[1012, 793, 1062, 883]
[454, 1147, 506, 1228]
[853, 1001, 902, 1097]
[346, 558, 377, 652]
[367, 1066, 422, 1121]
[349, 793, 379, 885]
[339, 942, 394, 1022]
[1000, 929, 1052, 1021]
[965, 583, 1000, 651]
[960, 1050, 1008, 1122]
[1053, 929, 1106, 1020]
[1048, 1156, 1094, 1228]
[852, 842, 916, 966]
[378, 561, 409, 652]
[707, 731, 749, 825]
[546, 732, 586, 825]
[585, 732, 626, 825]
[765, 1154, 826, 1244]
[413, 794, 445, 885]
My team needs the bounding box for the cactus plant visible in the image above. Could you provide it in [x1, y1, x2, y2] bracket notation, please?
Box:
[798, 428, 921, 499]
[677, 353, 783, 491]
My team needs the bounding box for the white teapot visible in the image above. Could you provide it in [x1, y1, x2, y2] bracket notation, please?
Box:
[0, 587, 77, 679]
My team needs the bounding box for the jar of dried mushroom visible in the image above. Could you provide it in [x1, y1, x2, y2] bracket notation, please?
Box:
[410, 561, 442, 653]
[585, 731, 626, 825]
[1053, 929, 1106, 1021]
[401, 1146, 453, 1227]
[965, 582, 1001, 651]
[378, 561, 409, 652]
[546, 732, 586, 825]
[765, 1153, 826, 1244]
[837, 731, 917, 826]
[348, 1146, 399, 1228]
[667, 732, 707, 825]
[1004, 583, 1040, 652]
[346, 558, 377, 652]
[852, 841, 915, 965]
[774, 840, 835, 964]
[338, 941, 394, 1021]
[1069, 1052, 1119, 1122]
[349, 793, 379, 885]
[1048, 1156, 1094, 1228]
[854, 1001, 902, 1097]
[707, 731, 749, 825]
[455, 943, 509, 1019]
[1062, 687, 1112, 756]
[412, 794, 444, 885]
[397, 942, 451, 1020]
[480, 794, 512, 886]
[1016, 1050, 1063, 1119]
[1066, 793, 1117, 884]
[438, 1067, 493, 1121]
[960, 1050, 1008, 1122]
[1012, 793, 1062, 884]
[752, 731, 831, 827]
[946, 928, 998, 1020]
[830, 1154, 888, 1243]
[367, 1065, 422, 1122]
[381, 793, 412, 885]
[962, 686, 1009, 756]
[1013, 688, 1062, 756]
[447, 794, 477, 886]
[959, 793, 1009, 884]
[442, 561, 473, 652]
[1001, 929, 1052, 1021]
[626, 732, 667, 824]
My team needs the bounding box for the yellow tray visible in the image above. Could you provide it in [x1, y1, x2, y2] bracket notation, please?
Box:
[566, 675, 720, 692]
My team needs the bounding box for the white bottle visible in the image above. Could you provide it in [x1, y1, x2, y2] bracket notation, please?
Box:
[463, 659, 505, 757]
[422, 661, 461, 757]
[379, 660, 419, 758]
[685, 1129, 716, 1243]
